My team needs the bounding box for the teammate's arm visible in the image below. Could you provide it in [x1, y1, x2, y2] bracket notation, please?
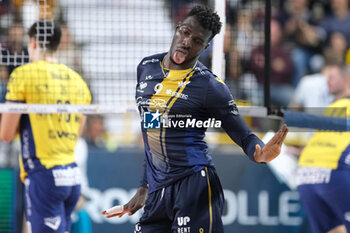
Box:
[0, 103, 21, 142]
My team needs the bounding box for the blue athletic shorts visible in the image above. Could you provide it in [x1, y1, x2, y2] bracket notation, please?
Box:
[135, 167, 224, 233]
[297, 168, 350, 233]
[24, 163, 81, 233]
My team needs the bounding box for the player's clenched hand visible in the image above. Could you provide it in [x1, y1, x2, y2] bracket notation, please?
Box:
[101, 186, 148, 218]
[254, 124, 288, 163]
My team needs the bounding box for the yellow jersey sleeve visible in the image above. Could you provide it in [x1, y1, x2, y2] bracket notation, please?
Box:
[299, 98, 350, 169]
[6, 67, 27, 102]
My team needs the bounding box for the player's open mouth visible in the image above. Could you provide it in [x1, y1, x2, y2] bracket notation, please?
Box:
[173, 49, 188, 64]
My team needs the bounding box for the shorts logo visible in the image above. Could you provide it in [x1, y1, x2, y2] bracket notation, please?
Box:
[143, 110, 161, 129]
[44, 216, 61, 230]
[134, 223, 142, 233]
[177, 216, 190, 226]
[177, 216, 191, 233]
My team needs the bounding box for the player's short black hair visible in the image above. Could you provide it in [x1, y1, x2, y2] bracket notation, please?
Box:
[28, 20, 61, 51]
[186, 5, 222, 40]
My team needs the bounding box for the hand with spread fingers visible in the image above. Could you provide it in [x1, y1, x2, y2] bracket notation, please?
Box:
[101, 186, 148, 218]
[254, 124, 288, 163]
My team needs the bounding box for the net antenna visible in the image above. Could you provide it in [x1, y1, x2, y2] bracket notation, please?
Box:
[211, 0, 226, 81]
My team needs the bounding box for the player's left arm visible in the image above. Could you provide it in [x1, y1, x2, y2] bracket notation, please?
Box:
[253, 124, 288, 163]
[206, 77, 288, 163]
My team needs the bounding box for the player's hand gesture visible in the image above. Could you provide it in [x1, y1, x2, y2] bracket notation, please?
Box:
[101, 186, 148, 218]
[254, 124, 288, 163]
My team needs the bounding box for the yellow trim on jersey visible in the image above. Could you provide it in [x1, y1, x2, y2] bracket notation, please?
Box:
[299, 98, 350, 169]
[215, 77, 225, 85]
[19, 155, 27, 182]
[147, 68, 194, 159]
[205, 167, 213, 233]
[161, 71, 193, 157]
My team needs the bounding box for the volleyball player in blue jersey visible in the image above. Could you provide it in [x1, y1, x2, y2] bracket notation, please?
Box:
[103, 5, 288, 233]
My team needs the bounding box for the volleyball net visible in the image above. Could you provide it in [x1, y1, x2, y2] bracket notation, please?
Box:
[0, 0, 268, 108]
[0, 0, 348, 138]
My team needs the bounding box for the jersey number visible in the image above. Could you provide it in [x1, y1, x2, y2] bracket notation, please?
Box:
[56, 100, 71, 122]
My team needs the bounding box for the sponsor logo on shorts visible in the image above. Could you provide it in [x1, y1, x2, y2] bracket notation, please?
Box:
[52, 167, 81, 186]
[178, 216, 190, 226]
[44, 216, 61, 231]
[177, 216, 191, 233]
[134, 223, 142, 233]
[296, 167, 331, 185]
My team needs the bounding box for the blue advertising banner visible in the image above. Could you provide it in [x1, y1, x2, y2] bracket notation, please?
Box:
[84, 146, 310, 233]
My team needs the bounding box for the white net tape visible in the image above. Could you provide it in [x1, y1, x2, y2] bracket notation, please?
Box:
[0, 104, 268, 117]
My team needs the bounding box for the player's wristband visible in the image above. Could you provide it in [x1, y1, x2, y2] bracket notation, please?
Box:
[105, 205, 124, 215]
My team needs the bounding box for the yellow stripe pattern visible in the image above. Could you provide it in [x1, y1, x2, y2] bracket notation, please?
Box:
[147, 68, 194, 159]
[205, 167, 213, 233]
